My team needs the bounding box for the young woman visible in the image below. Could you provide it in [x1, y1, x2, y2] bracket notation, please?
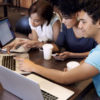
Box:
[4, 0, 61, 50]
[27, 0, 61, 47]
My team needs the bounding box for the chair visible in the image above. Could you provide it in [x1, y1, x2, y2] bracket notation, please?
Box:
[15, 16, 31, 36]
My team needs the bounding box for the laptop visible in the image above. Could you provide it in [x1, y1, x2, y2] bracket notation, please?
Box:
[0, 53, 30, 74]
[0, 17, 30, 53]
[0, 17, 15, 47]
[0, 18, 30, 74]
[0, 66, 74, 100]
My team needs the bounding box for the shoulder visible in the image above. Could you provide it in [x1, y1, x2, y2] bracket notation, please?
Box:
[50, 13, 60, 26]
[85, 45, 100, 71]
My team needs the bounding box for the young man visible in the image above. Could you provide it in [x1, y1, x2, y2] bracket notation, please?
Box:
[16, 0, 100, 97]
[48, 0, 97, 61]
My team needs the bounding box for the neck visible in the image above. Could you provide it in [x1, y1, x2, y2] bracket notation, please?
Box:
[94, 30, 100, 44]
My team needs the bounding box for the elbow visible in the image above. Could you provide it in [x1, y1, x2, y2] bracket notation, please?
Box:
[55, 73, 70, 85]
[56, 72, 75, 85]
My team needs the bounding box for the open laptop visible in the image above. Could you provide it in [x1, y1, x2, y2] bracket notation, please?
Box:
[0, 18, 15, 47]
[0, 18, 30, 74]
[0, 17, 30, 53]
[0, 66, 74, 100]
[0, 53, 30, 74]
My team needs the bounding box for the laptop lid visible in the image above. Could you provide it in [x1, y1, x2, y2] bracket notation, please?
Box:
[0, 18, 15, 48]
[0, 66, 44, 100]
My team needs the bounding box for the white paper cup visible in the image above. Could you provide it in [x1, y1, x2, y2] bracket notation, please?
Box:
[42, 44, 53, 60]
[66, 61, 80, 71]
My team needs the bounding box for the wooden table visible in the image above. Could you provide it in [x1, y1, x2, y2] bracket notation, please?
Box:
[0, 33, 92, 100]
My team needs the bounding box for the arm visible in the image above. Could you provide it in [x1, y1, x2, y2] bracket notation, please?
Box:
[52, 20, 61, 42]
[16, 58, 99, 84]
[3, 38, 28, 53]
[28, 30, 46, 48]
[54, 51, 89, 61]
[69, 51, 89, 58]
[28, 30, 38, 41]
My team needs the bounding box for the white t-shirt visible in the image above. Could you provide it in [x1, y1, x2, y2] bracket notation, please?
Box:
[29, 14, 59, 42]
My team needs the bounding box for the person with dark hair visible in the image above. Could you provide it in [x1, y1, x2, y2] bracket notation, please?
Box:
[15, 0, 100, 98]
[46, 0, 62, 21]
[4, 0, 61, 50]
[52, 0, 97, 61]
[26, 0, 61, 48]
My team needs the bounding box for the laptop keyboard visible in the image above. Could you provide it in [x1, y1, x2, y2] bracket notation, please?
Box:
[41, 90, 58, 100]
[2, 55, 16, 71]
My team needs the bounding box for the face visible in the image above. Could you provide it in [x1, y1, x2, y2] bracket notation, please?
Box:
[62, 15, 77, 29]
[78, 10, 100, 38]
[30, 13, 45, 27]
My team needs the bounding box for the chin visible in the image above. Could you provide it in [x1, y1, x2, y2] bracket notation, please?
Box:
[83, 35, 89, 38]
[67, 26, 72, 29]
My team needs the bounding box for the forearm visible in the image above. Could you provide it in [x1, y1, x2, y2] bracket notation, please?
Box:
[69, 52, 89, 58]
[33, 63, 99, 85]
[32, 65, 65, 84]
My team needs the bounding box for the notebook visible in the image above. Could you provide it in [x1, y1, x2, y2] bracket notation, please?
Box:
[0, 18, 31, 74]
[0, 17, 30, 53]
[0, 53, 30, 74]
[0, 17, 15, 48]
[0, 66, 74, 100]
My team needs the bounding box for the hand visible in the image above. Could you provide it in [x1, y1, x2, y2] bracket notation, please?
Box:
[15, 57, 36, 72]
[3, 38, 27, 53]
[54, 52, 71, 61]
[23, 40, 44, 48]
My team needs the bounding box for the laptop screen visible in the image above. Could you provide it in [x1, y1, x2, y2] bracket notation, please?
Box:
[0, 18, 15, 47]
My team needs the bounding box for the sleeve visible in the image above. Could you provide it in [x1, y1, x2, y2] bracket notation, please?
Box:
[85, 51, 100, 71]
[50, 14, 60, 27]
[55, 24, 66, 49]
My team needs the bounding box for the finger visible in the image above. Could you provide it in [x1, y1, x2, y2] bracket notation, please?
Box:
[59, 53, 65, 56]
[6, 46, 12, 53]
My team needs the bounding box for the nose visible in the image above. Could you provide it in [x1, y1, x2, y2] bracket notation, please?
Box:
[78, 22, 83, 29]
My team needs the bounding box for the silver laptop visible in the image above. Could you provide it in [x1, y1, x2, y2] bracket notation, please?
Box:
[0, 53, 30, 74]
[0, 66, 74, 100]
[0, 66, 44, 100]
[0, 18, 31, 74]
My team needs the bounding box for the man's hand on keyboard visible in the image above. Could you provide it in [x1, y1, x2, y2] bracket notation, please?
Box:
[15, 57, 36, 72]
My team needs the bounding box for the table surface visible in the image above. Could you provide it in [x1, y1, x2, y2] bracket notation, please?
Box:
[0, 33, 92, 100]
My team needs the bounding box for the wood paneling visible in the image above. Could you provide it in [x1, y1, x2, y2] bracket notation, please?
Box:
[20, 0, 35, 8]
[0, 0, 2, 3]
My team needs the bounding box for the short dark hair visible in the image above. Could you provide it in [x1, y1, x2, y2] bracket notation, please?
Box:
[28, 0, 53, 25]
[46, 0, 59, 7]
[82, 0, 100, 24]
[58, 0, 81, 17]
